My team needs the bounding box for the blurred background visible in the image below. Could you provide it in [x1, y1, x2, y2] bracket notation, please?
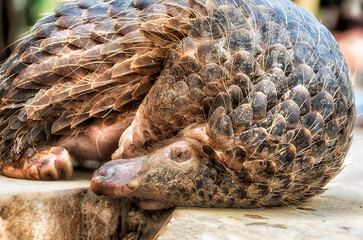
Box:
[295, 0, 363, 125]
[0, 0, 362, 123]
[0, 0, 59, 61]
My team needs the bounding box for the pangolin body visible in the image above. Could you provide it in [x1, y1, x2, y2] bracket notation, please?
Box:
[0, 0, 355, 208]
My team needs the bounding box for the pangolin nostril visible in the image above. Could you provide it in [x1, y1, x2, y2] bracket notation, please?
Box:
[93, 167, 114, 178]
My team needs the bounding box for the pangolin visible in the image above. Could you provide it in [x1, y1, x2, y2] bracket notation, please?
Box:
[0, 0, 355, 208]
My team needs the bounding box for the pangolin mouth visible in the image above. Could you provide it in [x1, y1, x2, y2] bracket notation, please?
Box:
[91, 157, 146, 197]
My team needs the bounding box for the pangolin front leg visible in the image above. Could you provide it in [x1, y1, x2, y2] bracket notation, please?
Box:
[3, 147, 72, 180]
[2, 113, 135, 180]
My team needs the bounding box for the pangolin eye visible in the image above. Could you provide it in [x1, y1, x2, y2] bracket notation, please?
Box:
[170, 149, 192, 162]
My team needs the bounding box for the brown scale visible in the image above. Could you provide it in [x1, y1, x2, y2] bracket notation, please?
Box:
[0, 0, 356, 209]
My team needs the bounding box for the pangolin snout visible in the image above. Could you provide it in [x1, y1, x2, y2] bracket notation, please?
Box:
[91, 157, 146, 197]
[91, 140, 199, 199]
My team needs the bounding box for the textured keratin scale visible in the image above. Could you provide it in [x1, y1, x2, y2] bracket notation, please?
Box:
[0, 0, 355, 208]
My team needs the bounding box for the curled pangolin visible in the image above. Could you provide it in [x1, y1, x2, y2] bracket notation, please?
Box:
[0, 0, 355, 208]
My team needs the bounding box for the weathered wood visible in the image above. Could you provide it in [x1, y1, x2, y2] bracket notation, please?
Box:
[0, 170, 173, 240]
[0, 171, 123, 240]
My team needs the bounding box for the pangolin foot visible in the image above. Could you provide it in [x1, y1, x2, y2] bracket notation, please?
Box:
[3, 147, 73, 180]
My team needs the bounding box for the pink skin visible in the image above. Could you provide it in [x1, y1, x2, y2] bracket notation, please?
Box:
[57, 114, 135, 162]
[91, 157, 146, 197]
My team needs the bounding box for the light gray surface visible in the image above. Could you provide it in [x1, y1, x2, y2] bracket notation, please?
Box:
[0, 170, 92, 195]
[156, 129, 363, 240]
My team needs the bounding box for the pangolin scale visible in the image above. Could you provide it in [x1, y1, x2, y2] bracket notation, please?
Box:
[0, 0, 355, 208]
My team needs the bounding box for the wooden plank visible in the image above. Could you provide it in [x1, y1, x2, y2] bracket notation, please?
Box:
[0, 170, 173, 240]
[0, 171, 123, 240]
